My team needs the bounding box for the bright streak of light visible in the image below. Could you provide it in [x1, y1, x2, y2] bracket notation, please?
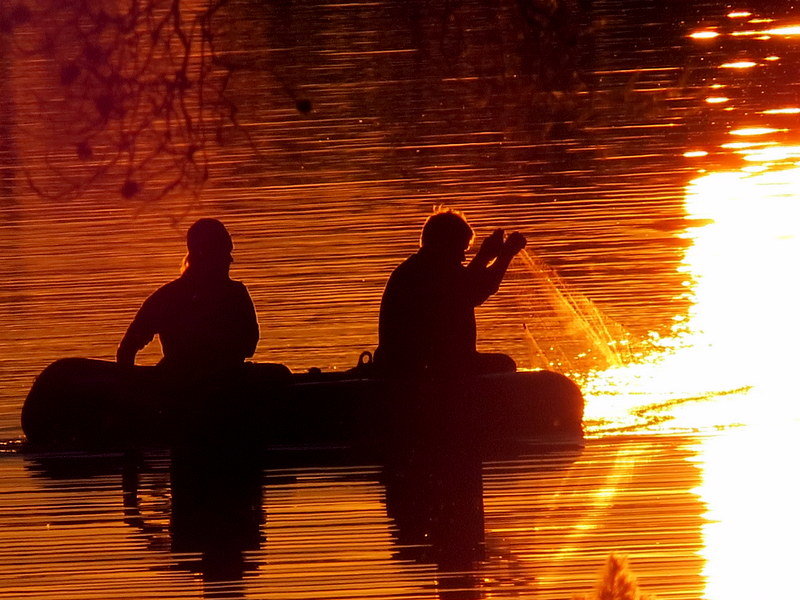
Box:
[721, 141, 773, 149]
[727, 11, 752, 18]
[731, 23, 799, 36]
[765, 25, 800, 35]
[684, 151, 708, 158]
[709, 84, 726, 89]
[705, 97, 729, 104]
[680, 167, 800, 388]
[740, 145, 800, 162]
[764, 55, 780, 61]
[749, 18, 774, 24]
[690, 30, 720, 39]
[694, 426, 800, 600]
[729, 127, 780, 136]
[720, 60, 757, 69]
[583, 142, 800, 434]
[763, 107, 800, 114]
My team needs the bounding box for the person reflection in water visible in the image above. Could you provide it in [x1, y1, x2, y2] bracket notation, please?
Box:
[384, 448, 486, 599]
[116, 218, 259, 376]
[376, 208, 526, 375]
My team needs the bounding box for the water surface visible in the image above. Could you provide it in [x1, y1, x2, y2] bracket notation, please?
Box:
[1, 0, 800, 598]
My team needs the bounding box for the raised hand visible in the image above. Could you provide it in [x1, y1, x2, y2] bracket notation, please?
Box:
[502, 231, 527, 256]
[476, 228, 505, 260]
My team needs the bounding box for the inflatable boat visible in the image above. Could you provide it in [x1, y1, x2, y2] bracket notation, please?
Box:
[21, 358, 584, 452]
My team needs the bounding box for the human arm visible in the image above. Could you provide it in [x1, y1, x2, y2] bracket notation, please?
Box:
[224, 281, 259, 362]
[238, 285, 260, 360]
[116, 295, 159, 366]
[116, 340, 138, 367]
[469, 228, 505, 269]
[465, 231, 527, 305]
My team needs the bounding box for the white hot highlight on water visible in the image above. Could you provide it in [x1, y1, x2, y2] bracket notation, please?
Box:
[579, 143, 800, 433]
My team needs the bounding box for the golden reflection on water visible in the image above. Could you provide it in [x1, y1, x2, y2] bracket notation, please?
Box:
[693, 425, 800, 600]
[734, 25, 800, 37]
[689, 31, 721, 40]
[729, 127, 782, 136]
[576, 143, 800, 598]
[580, 89, 800, 593]
[763, 108, 800, 114]
[3, 1, 800, 598]
[0, 441, 708, 600]
[720, 61, 757, 69]
[583, 127, 800, 434]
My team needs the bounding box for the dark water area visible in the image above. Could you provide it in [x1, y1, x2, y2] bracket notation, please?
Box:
[1, 0, 800, 597]
[1, 437, 708, 600]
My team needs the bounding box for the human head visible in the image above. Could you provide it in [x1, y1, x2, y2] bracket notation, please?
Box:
[420, 208, 474, 262]
[184, 218, 233, 275]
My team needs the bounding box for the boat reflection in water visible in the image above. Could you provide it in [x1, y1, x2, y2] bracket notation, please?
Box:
[384, 446, 486, 599]
[26, 446, 265, 600]
[166, 448, 264, 597]
[23, 432, 582, 600]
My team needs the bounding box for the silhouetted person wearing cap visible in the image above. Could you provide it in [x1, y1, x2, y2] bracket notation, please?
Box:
[117, 218, 259, 376]
[376, 209, 526, 376]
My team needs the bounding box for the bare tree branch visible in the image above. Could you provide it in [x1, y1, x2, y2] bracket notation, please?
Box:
[2, 0, 238, 205]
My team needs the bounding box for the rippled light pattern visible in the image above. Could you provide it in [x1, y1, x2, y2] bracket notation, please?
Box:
[729, 127, 781, 136]
[720, 61, 757, 69]
[694, 426, 800, 600]
[763, 25, 800, 36]
[763, 107, 800, 114]
[583, 114, 800, 435]
[3, 2, 800, 600]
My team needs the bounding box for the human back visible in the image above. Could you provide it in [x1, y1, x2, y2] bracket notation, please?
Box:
[376, 208, 526, 375]
[117, 218, 259, 375]
[377, 248, 477, 372]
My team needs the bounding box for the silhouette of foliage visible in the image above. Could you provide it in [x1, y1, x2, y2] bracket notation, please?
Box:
[2, 0, 237, 204]
[574, 554, 656, 600]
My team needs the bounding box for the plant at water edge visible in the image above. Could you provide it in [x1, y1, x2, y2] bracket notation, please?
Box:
[573, 553, 656, 600]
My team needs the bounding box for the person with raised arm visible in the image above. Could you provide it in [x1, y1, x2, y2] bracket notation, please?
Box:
[375, 208, 526, 376]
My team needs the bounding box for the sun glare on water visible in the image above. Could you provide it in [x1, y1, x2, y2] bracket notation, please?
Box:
[687, 149, 800, 600]
[575, 14, 800, 595]
[691, 422, 800, 600]
[581, 147, 800, 434]
[575, 140, 800, 599]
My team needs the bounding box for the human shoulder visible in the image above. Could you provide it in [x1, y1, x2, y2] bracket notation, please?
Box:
[228, 278, 252, 295]
[391, 252, 425, 275]
[226, 279, 256, 309]
[146, 277, 189, 302]
[383, 253, 418, 288]
[130, 277, 185, 326]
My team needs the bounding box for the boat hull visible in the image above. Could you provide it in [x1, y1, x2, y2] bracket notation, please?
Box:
[21, 358, 584, 451]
